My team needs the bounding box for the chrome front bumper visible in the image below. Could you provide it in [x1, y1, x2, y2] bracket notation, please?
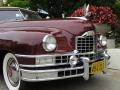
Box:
[16, 52, 110, 82]
[21, 66, 84, 82]
[20, 57, 90, 82]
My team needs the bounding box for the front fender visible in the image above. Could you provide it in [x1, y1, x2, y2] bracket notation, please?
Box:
[0, 27, 75, 55]
[0, 30, 47, 55]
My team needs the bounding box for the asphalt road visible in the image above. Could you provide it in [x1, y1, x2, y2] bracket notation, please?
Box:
[0, 69, 120, 90]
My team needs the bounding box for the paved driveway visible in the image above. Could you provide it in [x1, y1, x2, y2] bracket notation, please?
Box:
[0, 69, 120, 90]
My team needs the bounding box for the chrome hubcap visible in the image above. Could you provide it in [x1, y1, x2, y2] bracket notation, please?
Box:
[7, 58, 20, 87]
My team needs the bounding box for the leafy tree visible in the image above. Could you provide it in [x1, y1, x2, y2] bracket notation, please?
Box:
[7, 0, 30, 8]
[27, 0, 82, 17]
[7, 0, 117, 17]
[28, 0, 117, 17]
[86, 0, 116, 6]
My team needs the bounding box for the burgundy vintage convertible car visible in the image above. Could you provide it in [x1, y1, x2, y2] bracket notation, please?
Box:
[0, 7, 110, 90]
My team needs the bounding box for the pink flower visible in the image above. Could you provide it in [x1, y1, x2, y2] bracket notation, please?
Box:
[70, 5, 118, 27]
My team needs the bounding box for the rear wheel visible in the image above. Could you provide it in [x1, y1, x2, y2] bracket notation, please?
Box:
[3, 53, 21, 90]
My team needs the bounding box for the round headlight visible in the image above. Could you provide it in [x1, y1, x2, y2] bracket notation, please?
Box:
[43, 34, 57, 52]
[99, 35, 107, 46]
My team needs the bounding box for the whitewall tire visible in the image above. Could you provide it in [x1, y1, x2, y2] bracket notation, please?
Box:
[3, 53, 21, 90]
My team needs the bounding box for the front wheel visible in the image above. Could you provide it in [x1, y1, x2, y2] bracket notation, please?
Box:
[3, 53, 21, 90]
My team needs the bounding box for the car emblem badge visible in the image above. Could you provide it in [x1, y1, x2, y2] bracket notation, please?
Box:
[69, 55, 78, 67]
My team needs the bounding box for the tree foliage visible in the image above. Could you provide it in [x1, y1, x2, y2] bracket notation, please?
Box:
[7, 0, 30, 8]
[7, 0, 117, 17]
[28, 0, 117, 17]
[28, 0, 79, 17]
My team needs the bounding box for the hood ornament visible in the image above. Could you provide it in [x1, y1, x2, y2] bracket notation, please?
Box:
[67, 4, 91, 21]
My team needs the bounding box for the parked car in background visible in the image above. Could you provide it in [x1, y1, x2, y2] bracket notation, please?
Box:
[0, 7, 110, 90]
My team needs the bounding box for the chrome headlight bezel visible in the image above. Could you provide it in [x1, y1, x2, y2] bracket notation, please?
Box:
[99, 35, 107, 46]
[42, 34, 57, 52]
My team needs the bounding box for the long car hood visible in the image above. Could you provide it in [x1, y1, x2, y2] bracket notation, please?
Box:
[0, 19, 94, 35]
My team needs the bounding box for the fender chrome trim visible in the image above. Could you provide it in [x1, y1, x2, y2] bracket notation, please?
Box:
[15, 52, 95, 58]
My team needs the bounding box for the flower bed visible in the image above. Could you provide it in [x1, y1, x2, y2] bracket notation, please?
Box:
[70, 5, 118, 27]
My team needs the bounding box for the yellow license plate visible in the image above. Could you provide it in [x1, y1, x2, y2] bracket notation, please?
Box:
[90, 60, 105, 74]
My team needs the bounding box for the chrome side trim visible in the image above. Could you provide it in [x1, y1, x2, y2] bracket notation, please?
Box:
[15, 52, 95, 58]
[20, 66, 84, 73]
[22, 73, 84, 82]
[19, 58, 104, 68]
[66, 17, 87, 21]
[20, 63, 69, 68]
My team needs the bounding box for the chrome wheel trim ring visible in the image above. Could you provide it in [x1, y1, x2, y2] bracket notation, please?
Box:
[7, 58, 20, 87]
[3, 53, 21, 90]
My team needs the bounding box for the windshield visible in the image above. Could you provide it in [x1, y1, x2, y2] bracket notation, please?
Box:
[0, 10, 23, 21]
[0, 9, 42, 21]
[20, 9, 42, 20]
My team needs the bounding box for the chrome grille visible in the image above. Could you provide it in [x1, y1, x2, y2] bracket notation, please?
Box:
[55, 56, 69, 64]
[55, 54, 96, 64]
[76, 36, 94, 53]
[58, 68, 84, 77]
